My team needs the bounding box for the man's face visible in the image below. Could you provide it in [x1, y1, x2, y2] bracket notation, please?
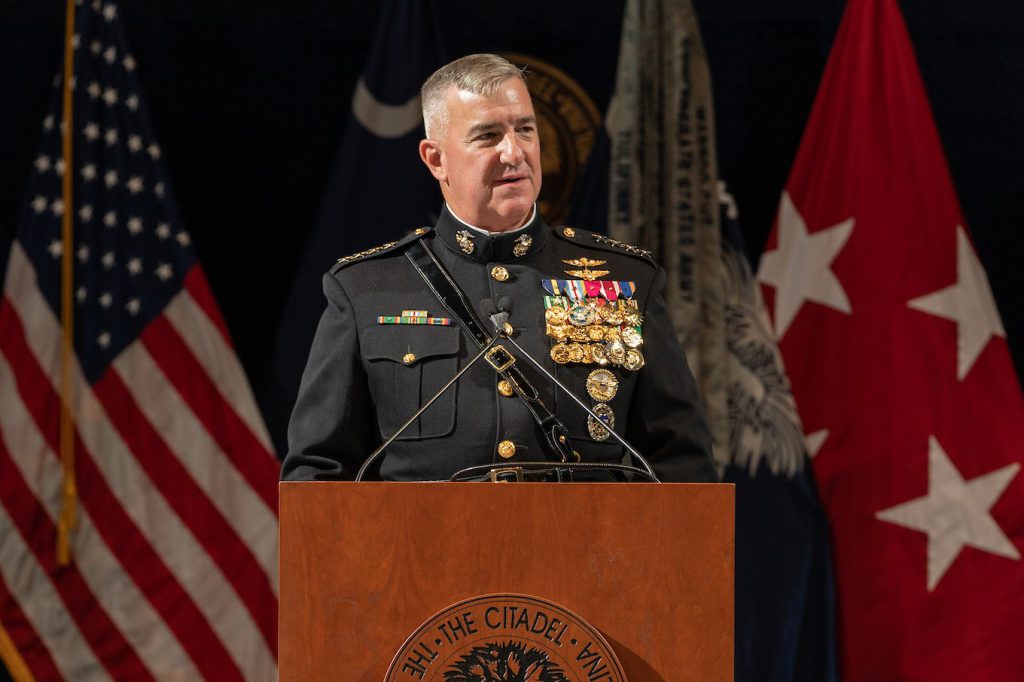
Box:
[420, 78, 542, 232]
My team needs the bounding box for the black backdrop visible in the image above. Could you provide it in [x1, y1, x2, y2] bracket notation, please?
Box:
[2, 0, 1022, 456]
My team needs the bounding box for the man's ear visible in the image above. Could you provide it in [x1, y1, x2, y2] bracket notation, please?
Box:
[419, 139, 447, 182]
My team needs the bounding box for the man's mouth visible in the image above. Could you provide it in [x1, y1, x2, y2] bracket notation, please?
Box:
[495, 176, 526, 186]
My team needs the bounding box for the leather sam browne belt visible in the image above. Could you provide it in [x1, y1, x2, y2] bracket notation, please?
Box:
[405, 239, 577, 465]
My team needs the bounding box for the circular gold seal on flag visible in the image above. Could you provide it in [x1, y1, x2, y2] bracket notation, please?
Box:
[385, 593, 626, 681]
[501, 53, 601, 225]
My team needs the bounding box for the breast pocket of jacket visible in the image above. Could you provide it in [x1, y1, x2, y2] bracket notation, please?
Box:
[362, 325, 460, 440]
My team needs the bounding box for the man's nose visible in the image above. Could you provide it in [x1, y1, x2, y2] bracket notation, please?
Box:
[498, 133, 525, 166]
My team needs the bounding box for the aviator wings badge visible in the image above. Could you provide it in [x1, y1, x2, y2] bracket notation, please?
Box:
[562, 257, 610, 280]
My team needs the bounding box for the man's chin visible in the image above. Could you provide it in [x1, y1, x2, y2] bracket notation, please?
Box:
[490, 202, 534, 230]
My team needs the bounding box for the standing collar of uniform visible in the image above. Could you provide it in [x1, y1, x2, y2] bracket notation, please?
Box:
[434, 203, 549, 263]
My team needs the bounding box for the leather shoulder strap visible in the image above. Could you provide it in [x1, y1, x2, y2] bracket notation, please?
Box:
[405, 239, 575, 464]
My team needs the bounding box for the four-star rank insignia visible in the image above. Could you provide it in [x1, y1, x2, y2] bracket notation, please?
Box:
[337, 241, 399, 265]
[563, 257, 610, 280]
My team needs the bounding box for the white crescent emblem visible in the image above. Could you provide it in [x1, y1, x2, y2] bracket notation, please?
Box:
[351, 78, 422, 139]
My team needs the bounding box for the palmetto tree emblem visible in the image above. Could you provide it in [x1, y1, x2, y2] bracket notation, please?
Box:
[444, 641, 570, 682]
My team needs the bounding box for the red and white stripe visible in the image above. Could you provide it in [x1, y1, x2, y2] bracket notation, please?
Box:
[0, 242, 279, 681]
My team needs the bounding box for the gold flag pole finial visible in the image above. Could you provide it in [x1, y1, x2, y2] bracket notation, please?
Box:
[56, 0, 78, 567]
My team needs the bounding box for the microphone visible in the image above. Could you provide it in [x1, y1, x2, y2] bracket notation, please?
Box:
[482, 297, 512, 336]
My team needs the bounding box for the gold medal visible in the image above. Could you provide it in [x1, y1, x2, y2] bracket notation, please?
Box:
[624, 348, 645, 371]
[621, 326, 643, 348]
[598, 305, 623, 325]
[550, 343, 571, 364]
[606, 339, 626, 366]
[569, 326, 589, 342]
[586, 368, 619, 402]
[587, 325, 605, 341]
[603, 326, 621, 342]
[620, 300, 642, 326]
[580, 345, 594, 364]
[567, 343, 586, 364]
[587, 403, 615, 441]
[545, 306, 568, 325]
[546, 324, 569, 341]
[591, 343, 609, 366]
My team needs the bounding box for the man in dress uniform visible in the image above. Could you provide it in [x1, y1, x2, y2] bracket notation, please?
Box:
[281, 54, 716, 483]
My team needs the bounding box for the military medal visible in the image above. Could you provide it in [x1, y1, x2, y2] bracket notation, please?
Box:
[605, 339, 626, 366]
[456, 230, 475, 254]
[546, 324, 569, 341]
[587, 403, 615, 441]
[542, 275, 645, 372]
[624, 348, 646, 371]
[620, 300, 642, 326]
[545, 306, 568, 325]
[567, 326, 587, 342]
[551, 343, 571, 364]
[567, 343, 586, 364]
[568, 303, 596, 327]
[621, 326, 643, 348]
[586, 369, 619, 402]
[597, 304, 623, 325]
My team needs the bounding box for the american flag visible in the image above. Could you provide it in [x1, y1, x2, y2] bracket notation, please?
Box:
[0, 2, 279, 680]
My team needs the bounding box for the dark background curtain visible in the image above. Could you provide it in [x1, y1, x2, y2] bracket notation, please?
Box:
[2, 0, 1022, 449]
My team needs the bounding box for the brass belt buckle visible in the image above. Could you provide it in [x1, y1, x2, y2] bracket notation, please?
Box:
[488, 466, 524, 483]
[485, 345, 515, 372]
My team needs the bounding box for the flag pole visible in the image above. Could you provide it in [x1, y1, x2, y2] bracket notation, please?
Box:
[57, 0, 78, 567]
[0, 619, 32, 682]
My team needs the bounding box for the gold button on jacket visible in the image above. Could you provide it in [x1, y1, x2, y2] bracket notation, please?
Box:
[497, 440, 516, 459]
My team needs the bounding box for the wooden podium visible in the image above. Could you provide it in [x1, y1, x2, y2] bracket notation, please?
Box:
[279, 482, 734, 680]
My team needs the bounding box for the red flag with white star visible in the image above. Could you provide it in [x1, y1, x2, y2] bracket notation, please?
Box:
[757, 0, 1024, 678]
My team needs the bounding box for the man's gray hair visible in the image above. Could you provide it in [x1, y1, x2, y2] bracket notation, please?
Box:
[421, 53, 527, 140]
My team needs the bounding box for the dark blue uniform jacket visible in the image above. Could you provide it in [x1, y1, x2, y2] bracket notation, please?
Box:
[281, 205, 716, 483]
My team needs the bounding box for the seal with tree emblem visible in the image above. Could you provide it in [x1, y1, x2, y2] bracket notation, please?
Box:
[386, 594, 626, 681]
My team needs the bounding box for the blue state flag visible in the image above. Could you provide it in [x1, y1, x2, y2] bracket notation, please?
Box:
[261, 0, 446, 453]
[716, 185, 838, 681]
